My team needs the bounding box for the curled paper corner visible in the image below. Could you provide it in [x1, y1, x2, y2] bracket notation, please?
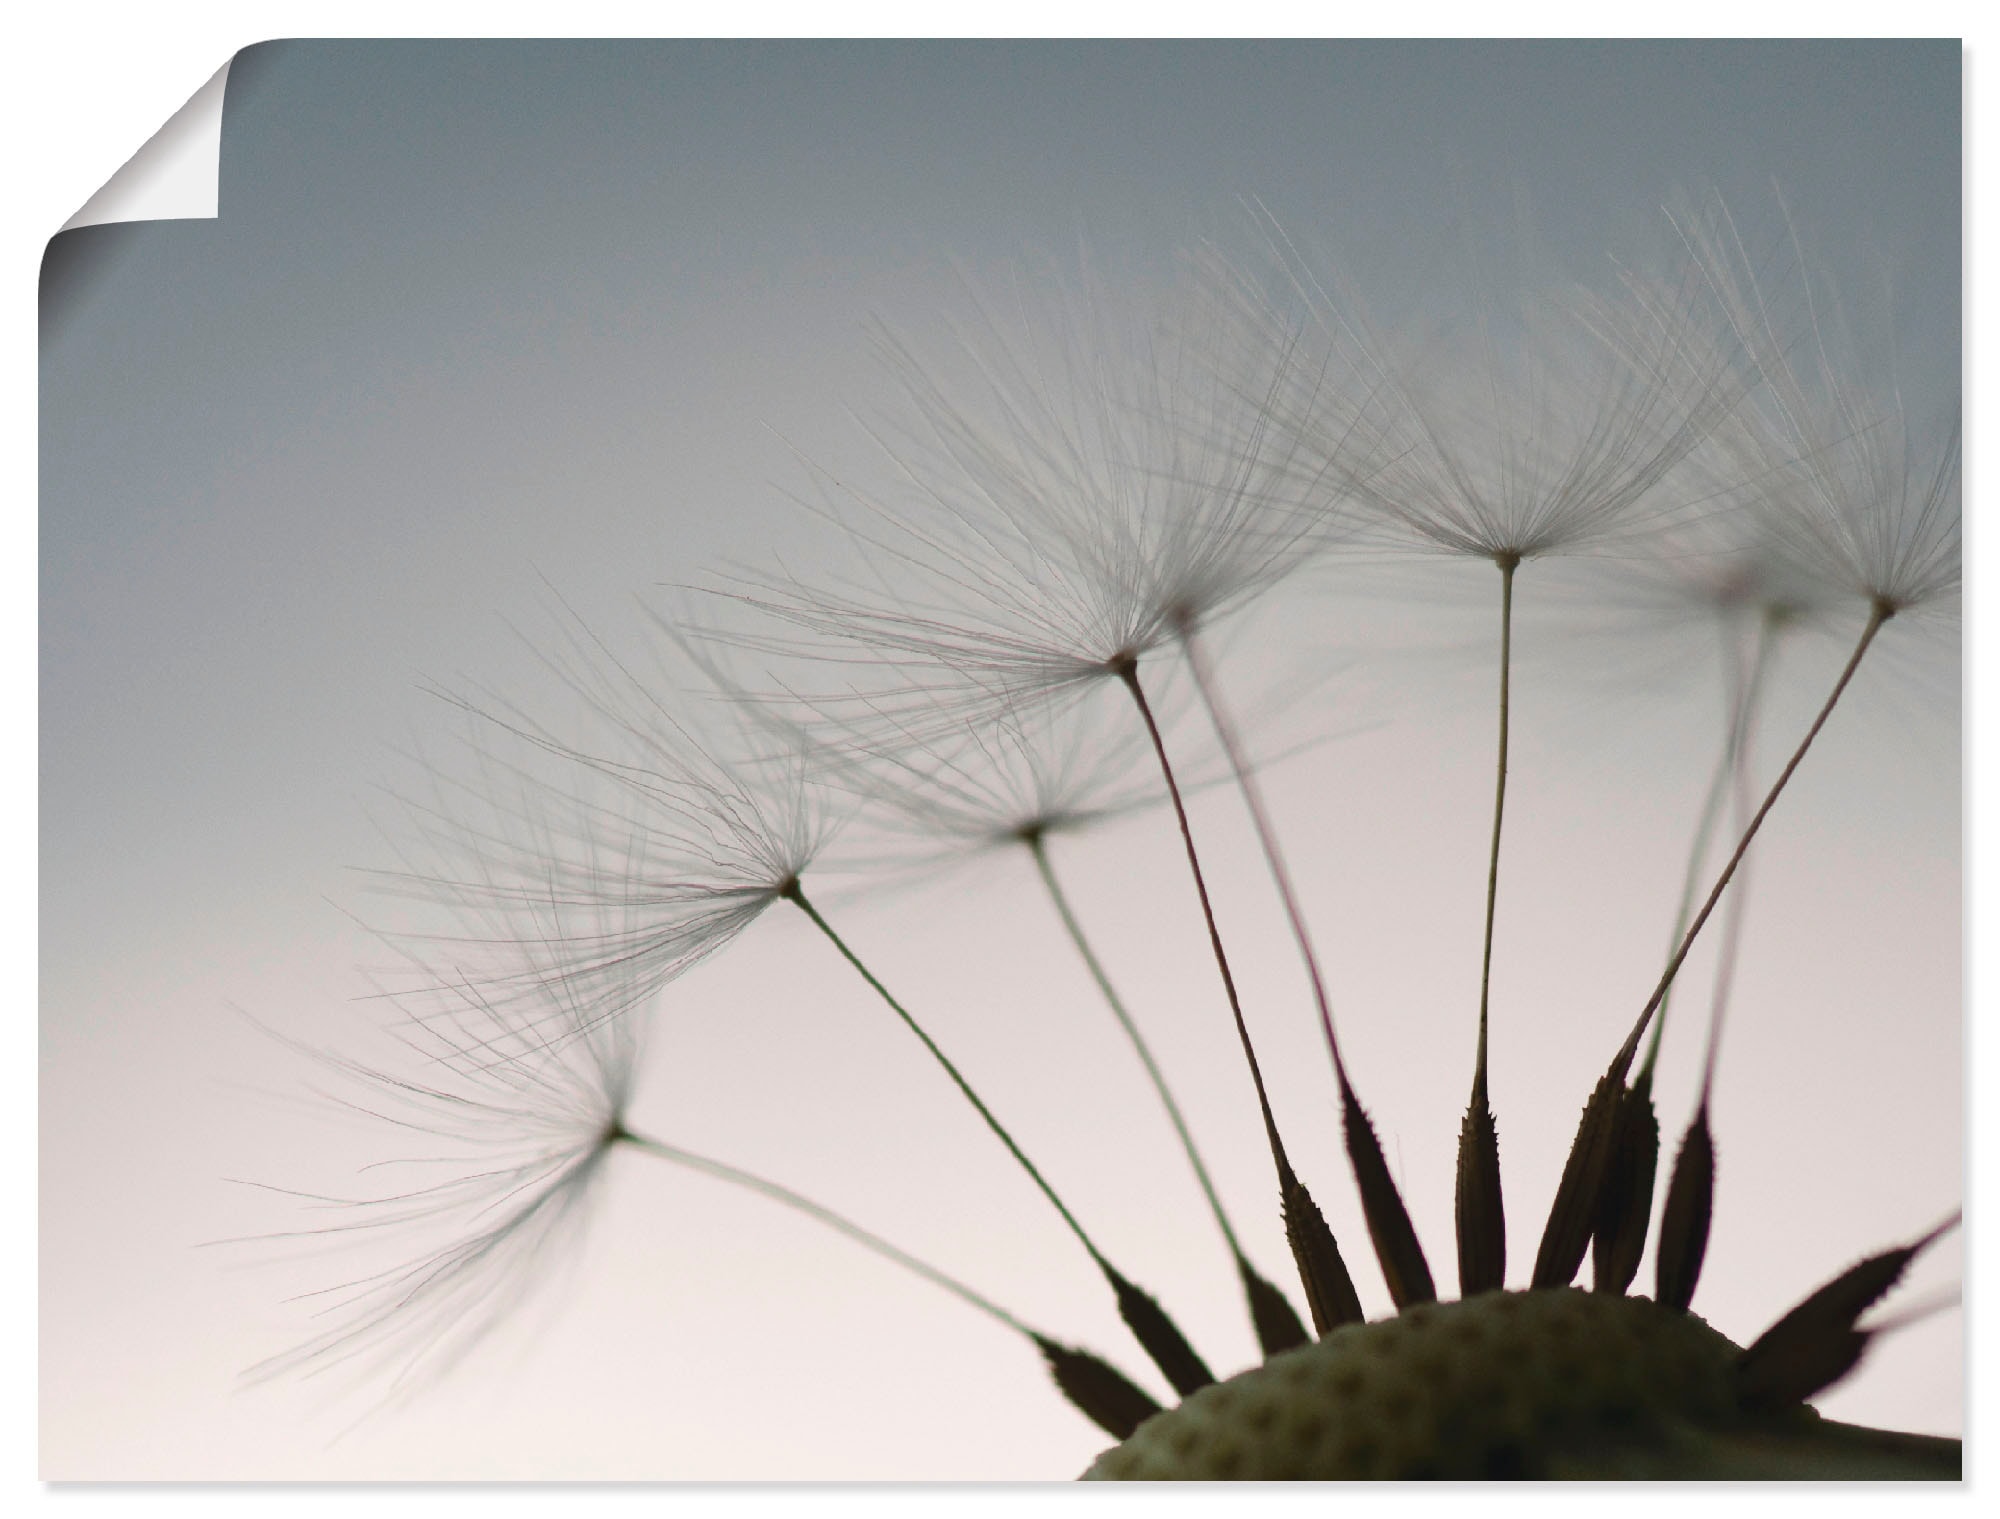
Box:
[61, 57, 233, 232]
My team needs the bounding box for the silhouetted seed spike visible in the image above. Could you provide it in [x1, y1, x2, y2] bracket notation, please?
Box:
[1459, 555, 1514, 1299]
[1737, 1218, 1959, 1410]
[1102, 1263, 1213, 1398]
[1118, 661, 1307, 1307]
[1654, 1103, 1716, 1314]
[1236, 1250, 1311, 1356]
[1340, 1079, 1436, 1307]
[1591, 1071, 1660, 1296]
[1740, 1327, 1874, 1414]
[1032, 1335, 1162, 1440]
[1280, 1163, 1363, 1333]
[1454, 1072, 1506, 1296]
[1532, 1051, 1637, 1289]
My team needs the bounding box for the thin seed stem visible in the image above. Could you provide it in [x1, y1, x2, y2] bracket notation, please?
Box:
[782, 881, 1105, 1268]
[1622, 615, 1781, 1306]
[784, 883, 1216, 1397]
[1025, 831, 1245, 1260]
[1644, 630, 1745, 1072]
[613, 1126, 1027, 1335]
[1657, 615, 1773, 1310]
[1616, 600, 1889, 1074]
[1695, 614, 1778, 1101]
[1175, 627, 1344, 1076]
[1452, 555, 1518, 1297]
[613, 1127, 1164, 1440]
[1541, 602, 1890, 1293]
[1115, 659, 1289, 1164]
[1474, 555, 1518, 1091]
[1642, 610, 1780, 1082]
[1175, 627, 1436, 1308]
[1120, 654, 1363, 1330]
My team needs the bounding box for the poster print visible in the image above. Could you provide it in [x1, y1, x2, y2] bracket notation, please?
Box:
[41, 40, 1961, 1481]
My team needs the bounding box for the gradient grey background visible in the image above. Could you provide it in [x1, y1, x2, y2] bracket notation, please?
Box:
[41, 40, 1961, 1480]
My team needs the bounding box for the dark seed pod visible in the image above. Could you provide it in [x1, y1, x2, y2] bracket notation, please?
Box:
[1654, 1105, 1717, 1314]
[1591, 1074, 1661, 1296]
[1236, 1251, 1311, 1356]
[1738, 1218, 1958, 1410]
[1103, 1263, 1213, 1397]
[1534, 1059, 1635, 1289]
[1280, 1162, 1363, 1333]
[1033, 1336, 1161, 1440]
[1456, 1076, 1507, 1296]
[1341, 1078, 1437, 1307]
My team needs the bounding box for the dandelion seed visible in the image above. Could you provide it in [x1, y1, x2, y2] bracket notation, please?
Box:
[1112, 648, 1366, 1332]
[1590, 528, 1805, 1295]
[1535, 200, 1962, 1297]
[1254, 213, 1752, 1302]
[253, 912, 1164, 1441]
[1537, 595, 1882, 1291]
[1172, 620, 1436, 1311]
[1599, 635, 1765, 1302]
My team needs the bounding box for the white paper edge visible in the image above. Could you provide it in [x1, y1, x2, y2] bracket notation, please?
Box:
[59, 58, 232, 232]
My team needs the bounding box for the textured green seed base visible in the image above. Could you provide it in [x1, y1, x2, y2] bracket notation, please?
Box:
[1084, 1288, 1760, 1480]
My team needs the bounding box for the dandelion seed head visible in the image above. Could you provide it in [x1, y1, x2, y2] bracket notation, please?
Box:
[1667, 194, 1963, 622]
[1717, 401, 1963, 623]
[824, 687, 1172, 867]
[377, 611, 842, 1029]
[1250, 205, 1751, 571]
[1373, 296, 1742, 564]
[705, 259, 1358, 732]
[1521, 501, 1844, 703]
[246, 950, 640, 1403]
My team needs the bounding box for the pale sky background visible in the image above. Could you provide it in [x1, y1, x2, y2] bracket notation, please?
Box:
[40, 40, 1961, 1481]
